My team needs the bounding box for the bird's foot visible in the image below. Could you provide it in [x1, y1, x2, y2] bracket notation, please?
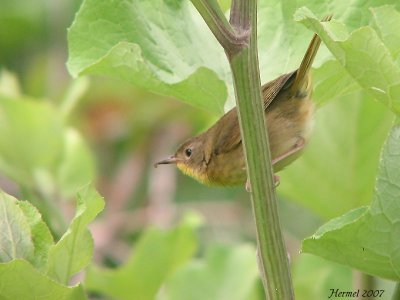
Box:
[245, 174, 280, 192]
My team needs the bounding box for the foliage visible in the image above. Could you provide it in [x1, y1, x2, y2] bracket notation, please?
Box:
[0, 186, 103, 300]
[1, 0, 399, 298]
[303, 123, 400, 280]
[46, 186, 104, 284]
[67, 0, 229, 114]
[68, 0, 400, 283]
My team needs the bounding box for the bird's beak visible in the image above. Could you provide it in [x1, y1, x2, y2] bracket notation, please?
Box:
[154, 156, 180, 168]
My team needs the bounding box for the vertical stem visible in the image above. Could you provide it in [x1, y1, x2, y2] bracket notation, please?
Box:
[189, 0, 294, 298]
[228, 2, 294, 299]
[360, 273, 375, 292]
[393, 282, 400, 300]
[354, 272, 376, 300]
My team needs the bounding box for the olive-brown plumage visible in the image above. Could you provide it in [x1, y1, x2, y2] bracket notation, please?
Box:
[155, 18, 331, 186]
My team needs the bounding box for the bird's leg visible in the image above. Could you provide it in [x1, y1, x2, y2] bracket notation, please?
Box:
[272, 137, 305, 165]
[246, 178, 251, 192]
[246, 175, 280, 192]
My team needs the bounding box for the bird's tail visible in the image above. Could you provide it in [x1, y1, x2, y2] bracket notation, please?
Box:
[291, 15, 332, 96]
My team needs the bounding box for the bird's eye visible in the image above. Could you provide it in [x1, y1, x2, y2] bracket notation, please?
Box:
[185, 148, 192, 158]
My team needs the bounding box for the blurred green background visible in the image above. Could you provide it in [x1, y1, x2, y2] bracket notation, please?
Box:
[0, 0, 397, 299]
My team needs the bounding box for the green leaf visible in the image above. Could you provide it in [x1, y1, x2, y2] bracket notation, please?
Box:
[302, 124, 400, 280]
[17, 200, 54, 271]
[371, 5, 400, 62]
[68, 0, 400, 113]
[163, 244, 261, 300]
[295, 6, 400, 114]
[0, 189, 54, 270]
[46, 186, 104, 284]
[0, 191, 34, 262]
[312, 60, 361, 107]
[260, 0, 400, 111]
[280, 94, 393, 219]
[0, 260, 86, 300]
[67, 0, 229, 114]
[85, 214, 200, 300]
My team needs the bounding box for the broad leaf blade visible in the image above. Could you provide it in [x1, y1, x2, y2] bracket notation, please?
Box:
[0, 191, 34, 262]
[0, 260, 86, 300]
[67, 0, 230, 114]
[68, 0, 400, 113]
[257, 0, 399, 108]
[17, 200, 54, 271]
[46, 186, 104, 284]
[371, 5, 400, 62]
[302, 124, 400, 280]
[295, 7, 400, 114]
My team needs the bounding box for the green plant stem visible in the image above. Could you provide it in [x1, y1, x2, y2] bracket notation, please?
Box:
[190, 0, 245, 56]
[354, 272, 376, 300]
[189, 0, 294, 299]
[392, 283, 400, 300]
[60, 76, 89, 120]
[360, 273, 375, 292]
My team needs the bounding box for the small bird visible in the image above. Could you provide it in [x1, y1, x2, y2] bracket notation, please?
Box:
[155, 16, 331, 187]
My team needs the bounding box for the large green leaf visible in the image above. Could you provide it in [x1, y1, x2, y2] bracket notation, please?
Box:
[0, 189, 54, 270]
[257, 0, 400, 109]
[295, 6, 400, 114]
[371, 6, 400, 62]
[280, 94, 393, 219]
[0, 260, 86, 300]
[17, 200, 54, 271]
[85, 214, 200, 300]
[302, 123, 400, 280]
[258, 0, 400, 83]
[46, 186, 104, 284]
[0, 191, 35, 262]
[68, 0, 400, 113]
[67, 0, 229, 114]
[279, 5, 400, 219]
[163, 244, 262, 300]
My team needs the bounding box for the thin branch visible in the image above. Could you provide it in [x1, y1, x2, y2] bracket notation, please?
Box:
[190, 0, 247, 55]
[229, 0, 250, 31]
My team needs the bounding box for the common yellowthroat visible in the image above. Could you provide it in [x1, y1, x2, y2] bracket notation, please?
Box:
[155, 17, 331, 187]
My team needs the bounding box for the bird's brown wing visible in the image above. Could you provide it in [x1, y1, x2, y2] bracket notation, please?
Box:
[210, 71, 295, 155]
[212, 15, 332, 156]
[262, 72, 295, 109]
